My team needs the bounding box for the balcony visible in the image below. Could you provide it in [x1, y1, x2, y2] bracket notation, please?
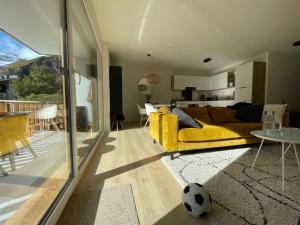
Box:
[0, 1, 102, 222]
[0, 99, 100, 224]
[0, 100, 67, 224]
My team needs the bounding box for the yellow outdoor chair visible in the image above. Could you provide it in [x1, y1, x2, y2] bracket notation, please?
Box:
[1, 113, 37, 158]
[7, 113, 36, 157]
[0, 125, 17, 176]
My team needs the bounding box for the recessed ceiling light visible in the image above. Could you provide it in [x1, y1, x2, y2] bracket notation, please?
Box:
[203, 58, 212, 63]
[293, 40, 300, 46]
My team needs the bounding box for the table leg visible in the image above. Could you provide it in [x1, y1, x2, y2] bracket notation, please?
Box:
[0, 165, 8, 176]
[293, 144, 300, 171]
[144, 117, 150, 127]
[279, 143, 292, 163]
[282, 142, 285, 192]
[252, 138, 264, 169]
[140, 115, 143, 127]
[111, 121, 115, 129]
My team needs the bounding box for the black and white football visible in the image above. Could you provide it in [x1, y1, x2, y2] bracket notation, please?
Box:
[182, 183, 212, 217]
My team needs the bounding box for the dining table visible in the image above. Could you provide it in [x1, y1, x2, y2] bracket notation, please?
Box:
[0, 111, 30, 117]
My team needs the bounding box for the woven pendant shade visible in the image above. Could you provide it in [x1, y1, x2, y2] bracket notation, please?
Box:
[137, 55, 161, 102]
[146, 74, 160, 85]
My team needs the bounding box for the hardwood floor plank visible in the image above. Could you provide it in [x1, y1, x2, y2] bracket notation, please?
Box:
[64, 124, 209, 225]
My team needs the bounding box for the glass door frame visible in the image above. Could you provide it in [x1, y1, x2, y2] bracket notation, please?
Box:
[38, 0, 105, 224]
[67, 0, 103, 172]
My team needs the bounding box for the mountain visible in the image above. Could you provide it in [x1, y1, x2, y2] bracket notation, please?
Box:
[0, 51, 20, 67]
[0, 55, 61, 78]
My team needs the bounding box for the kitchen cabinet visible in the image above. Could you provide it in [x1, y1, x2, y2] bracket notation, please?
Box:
[173, 72, 230, 91]
[176, 100, 236, 108]
[209, 72, 228, 90]
[235, 61, 266, 104]
[172, 75, 209, 90]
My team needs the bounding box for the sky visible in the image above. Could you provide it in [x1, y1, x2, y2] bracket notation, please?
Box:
[0, 30, 41, 66]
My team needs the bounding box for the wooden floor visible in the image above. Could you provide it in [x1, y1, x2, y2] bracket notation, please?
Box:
[66, 123, 209, 225]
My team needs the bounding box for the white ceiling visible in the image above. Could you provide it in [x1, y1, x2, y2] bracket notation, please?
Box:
[0, 0, 96, 59]
[92, 0, 300, 72]
[0, 0, 62, 55]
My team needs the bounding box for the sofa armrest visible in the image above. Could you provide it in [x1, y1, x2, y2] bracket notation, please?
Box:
[161, 114, 178, 152]
[149, 112, 162, 142]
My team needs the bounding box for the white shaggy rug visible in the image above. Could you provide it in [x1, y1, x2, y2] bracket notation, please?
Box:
[161, 144, 300, 225]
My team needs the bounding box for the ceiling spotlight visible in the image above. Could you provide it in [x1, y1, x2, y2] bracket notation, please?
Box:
[292, 40, 300, 46]
[203, 58, 212, 63]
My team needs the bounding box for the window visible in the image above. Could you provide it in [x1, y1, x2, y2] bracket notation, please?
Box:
[0, 1, 70, 224]
[0, 0, 104, 224]
[69, 0, 101, 167]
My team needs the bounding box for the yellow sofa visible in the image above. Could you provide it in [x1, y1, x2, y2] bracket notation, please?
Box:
[150, 106, 289, 157]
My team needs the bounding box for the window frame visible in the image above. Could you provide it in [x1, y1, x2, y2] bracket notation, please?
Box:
[38, 0, 105, 224]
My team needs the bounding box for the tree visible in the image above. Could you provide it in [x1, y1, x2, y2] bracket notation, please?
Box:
[12, 65, 62, 98]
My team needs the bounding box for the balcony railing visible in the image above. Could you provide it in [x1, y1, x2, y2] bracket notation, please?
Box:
[0, 100, 65, 134]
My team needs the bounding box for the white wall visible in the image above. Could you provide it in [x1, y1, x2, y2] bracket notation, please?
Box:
[120, 62, 173, 121]
[114, 61, 207, 121]
[266, 52, 300, 111]
[211, 52, 268, 74]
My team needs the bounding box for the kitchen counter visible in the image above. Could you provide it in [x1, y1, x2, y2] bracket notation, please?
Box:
[175, 100, 236, 107]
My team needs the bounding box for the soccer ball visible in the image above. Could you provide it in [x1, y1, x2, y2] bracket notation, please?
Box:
[182, 183, 212, 217]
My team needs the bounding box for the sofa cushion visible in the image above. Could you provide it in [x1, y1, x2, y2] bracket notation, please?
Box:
[182, 106, 213, 125]
[227, 102, 251, 110]
[207, 106, 240, 124]
[178, 122, 262, 142]
[172, 108, 202, 129]
[235, 104, 263, 122]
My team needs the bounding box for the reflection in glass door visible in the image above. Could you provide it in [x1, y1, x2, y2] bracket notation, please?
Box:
[69, 0, 100, 167]
[0, 0, 70, 224]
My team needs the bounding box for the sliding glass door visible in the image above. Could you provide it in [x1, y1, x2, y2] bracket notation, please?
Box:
[68, 0, 101, 167]
[0, 0, 71, 224]
[0, 0, 104, 224]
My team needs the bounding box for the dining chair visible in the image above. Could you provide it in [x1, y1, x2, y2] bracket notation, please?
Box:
[111, 112, 125, 131]
[252, 104, 287, 169]
[37, 105, 60, 131]
[137, 104, 147, 127]
[144, 103, 157, 127]
[262, 104, 287, 130]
